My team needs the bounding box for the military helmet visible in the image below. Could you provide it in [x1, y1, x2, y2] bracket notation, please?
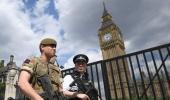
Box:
[73, 54, 89, 64]
[40, 38, 57, 45]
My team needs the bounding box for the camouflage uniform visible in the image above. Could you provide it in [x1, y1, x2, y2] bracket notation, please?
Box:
[20, 38, 61, 95]
[21, 57, 62, 94]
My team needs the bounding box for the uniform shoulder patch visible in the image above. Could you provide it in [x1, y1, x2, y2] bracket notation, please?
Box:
[24, 59, 31, 64]
[23, 57, 37, 64]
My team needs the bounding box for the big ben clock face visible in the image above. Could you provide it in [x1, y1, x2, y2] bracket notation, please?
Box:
[104, 33, 112, 42]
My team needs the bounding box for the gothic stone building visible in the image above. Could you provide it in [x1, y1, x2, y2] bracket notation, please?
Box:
[0, 55, 20, 100]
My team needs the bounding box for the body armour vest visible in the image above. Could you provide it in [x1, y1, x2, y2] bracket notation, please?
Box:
[68, 71, 99, 100]
[69, 71, 89, 92]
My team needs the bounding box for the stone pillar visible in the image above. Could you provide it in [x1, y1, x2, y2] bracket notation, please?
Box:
[4, 55, 18, 100]
[5, 69, 18, 100]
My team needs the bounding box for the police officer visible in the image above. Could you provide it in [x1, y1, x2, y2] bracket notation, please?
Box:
[18, 38, 62, 100]
[63, 54, 100, 100]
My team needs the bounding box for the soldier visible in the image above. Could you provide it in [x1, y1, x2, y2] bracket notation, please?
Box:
[18, 38, 62, 100]
[63, 54, 100, 100]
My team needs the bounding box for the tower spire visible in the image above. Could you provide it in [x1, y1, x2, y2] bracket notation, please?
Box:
[102, 1, 108, 16]
[100, 1, 115, 30]
[103, 1, 106, 12]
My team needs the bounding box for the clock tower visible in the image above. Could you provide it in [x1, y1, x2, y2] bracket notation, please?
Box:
[98, 2, 131, 98]
[98, 3, 125, 59]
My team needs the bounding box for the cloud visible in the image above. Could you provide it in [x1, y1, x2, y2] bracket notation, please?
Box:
[55, 0, 104, 68]
[0, 0, 61, 66]
[63, 49, 102, 69]
[0, 0, 35, 64]
[117, 0, 170, 52]
[0, 0, 170, 69]
[55, 0, 170, 67]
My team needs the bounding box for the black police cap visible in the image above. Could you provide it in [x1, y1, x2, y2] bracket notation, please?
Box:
[73, 54, 89, 64]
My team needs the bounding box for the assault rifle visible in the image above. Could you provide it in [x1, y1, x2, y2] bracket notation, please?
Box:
[10, 74, 62, 100]
[70, 78, 99, 100]
[38, 74, 63, 100]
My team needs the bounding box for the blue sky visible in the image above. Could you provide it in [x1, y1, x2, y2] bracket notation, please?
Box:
[0, 0, 170, 69]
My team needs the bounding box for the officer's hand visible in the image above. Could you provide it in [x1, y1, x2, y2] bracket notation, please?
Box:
[76, 93, 89, 100]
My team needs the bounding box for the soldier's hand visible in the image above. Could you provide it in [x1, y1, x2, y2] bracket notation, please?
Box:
[76, 93, 89, 100]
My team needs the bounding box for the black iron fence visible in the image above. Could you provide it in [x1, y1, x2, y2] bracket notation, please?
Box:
[62, 43, 170, 100]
